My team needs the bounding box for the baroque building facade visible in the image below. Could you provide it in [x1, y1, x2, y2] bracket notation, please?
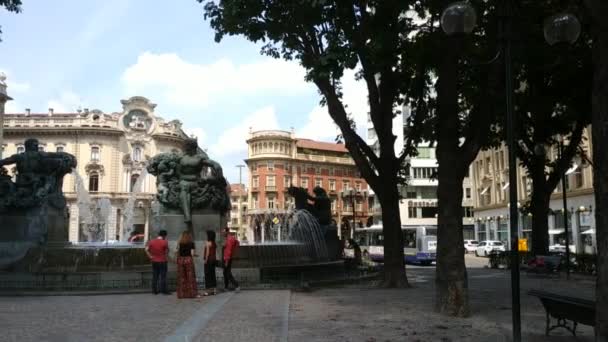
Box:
[245, 129, 370, 242]
[470, 127, 596, 253]
[1, 94, 189, 243]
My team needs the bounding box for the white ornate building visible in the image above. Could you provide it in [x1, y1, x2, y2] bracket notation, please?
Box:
[0, 90, 190, 242]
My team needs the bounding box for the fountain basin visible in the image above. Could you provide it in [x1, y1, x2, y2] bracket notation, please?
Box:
[8, 245, 150, 273]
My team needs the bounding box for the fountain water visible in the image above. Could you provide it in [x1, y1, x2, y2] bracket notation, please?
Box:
[72, 168, 93, 228]
[122, 168, 147, 240]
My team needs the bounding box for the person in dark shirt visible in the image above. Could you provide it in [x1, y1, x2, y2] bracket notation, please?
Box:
[175, 230, 199, 299]
[203, 230, 218, 296]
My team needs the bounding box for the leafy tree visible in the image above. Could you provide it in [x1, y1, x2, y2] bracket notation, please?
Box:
[511, 1, 592, 256]
[0, 0, 22, 42]
[201, 0, 427, 287]
[583, 0, 608, 338]
[404, 0, 503, 316]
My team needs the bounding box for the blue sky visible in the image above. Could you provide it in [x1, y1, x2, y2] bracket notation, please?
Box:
[0, 0, 368, 183]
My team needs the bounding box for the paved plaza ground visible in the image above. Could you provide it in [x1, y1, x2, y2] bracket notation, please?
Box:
[0, 255, 596, 342]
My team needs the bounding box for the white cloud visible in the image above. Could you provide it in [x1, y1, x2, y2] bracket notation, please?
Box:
[0, 69, 31, 94]
[183, 127, 207, 144]
[121, 52, 311, 108]
[299, 69, 368, 141]
[209, 106, 279, 157]
[47, 91, 84, 113]
[5, 100, 20, 114]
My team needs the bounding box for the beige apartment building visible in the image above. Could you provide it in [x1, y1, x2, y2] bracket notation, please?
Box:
[228, 183, 249, 240]
[471, 127, 596, 253]
[0, 80, 189, 243]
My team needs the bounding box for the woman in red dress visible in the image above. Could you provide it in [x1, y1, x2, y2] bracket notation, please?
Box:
[175, 231, 199, 298]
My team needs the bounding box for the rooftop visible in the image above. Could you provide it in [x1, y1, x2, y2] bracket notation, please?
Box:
[296, 139, 348, 153]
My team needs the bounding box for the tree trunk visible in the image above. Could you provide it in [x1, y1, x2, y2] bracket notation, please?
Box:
[590, 7, 608, 338]
[435, 159, 469, 317]
[435, 35, 469, 317]
[378, 175, 409, 288]
[530, 169, 550, 255]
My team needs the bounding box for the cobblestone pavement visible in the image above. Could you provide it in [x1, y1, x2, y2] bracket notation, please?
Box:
[0, 263, 596, 342]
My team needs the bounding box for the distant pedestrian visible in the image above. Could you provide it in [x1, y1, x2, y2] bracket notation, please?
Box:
[203, 230, 218, 296]
[175, 231, 199, 299]
[145, 230, 170, 295]
[222, 228, 240, 291]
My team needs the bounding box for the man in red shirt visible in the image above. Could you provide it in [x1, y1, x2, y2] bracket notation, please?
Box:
[145, 230, 170, 294]
[222, 228, 240, 291]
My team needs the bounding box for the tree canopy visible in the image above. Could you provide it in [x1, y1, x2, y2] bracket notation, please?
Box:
[0, 0, 22, 42]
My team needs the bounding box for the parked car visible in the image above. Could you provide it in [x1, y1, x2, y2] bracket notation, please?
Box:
[475, 240, 506, 257]
[464, 240, 479, 253]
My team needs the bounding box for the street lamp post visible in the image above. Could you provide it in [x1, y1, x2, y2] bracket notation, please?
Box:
[557, 139, 571, 279]
[440, 2, 580, 341]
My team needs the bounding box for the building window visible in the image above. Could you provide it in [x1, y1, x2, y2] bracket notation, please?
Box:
[329, 168, 334, 176]
[130, 174, 139, 192]
[301, 177, 309, 188]
[15, 145, 25, 154]
[250, 163, 257, 172]
[355, 199, 362, 211]
[284, 176, 292, 187]
[315, 178, 322, 188]
[408, 207, 418, 218]
[89, 173, 99, 192]
[133, 147, 143, 162]
[329, 179, 336, 191]
[267, 161, 274, 171]
[56, 145, 65, 153]
[463, 207, 474, 217]
[421, 207, 438, 218]
[573, 170, 584, 189]
[315, 167, 321, 175]
[252, 195, 258, 209]
[343, 180, 350, 191]
[417, 147, 433, 158]
[331, 198, 337, 212]
[406, 191, 417, 199]
[266, 175, 275, 187]
[465, 188, 471, 199]
[355, 182, 362, 191]
[267, 196, 275, 209]
[252, 176, 259, 188]
[91, 146, 100, 162]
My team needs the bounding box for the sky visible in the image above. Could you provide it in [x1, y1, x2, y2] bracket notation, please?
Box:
[0, 0, 370, 184]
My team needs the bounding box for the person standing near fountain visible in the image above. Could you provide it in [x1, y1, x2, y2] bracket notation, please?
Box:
[203, 230, 217, 296]
[175, 231, 199, 299]
[145, 230, 170, 295]
[222, 228, 240, 291]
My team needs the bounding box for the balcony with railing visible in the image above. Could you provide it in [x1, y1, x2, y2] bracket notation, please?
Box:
[265, 185, 277, 192]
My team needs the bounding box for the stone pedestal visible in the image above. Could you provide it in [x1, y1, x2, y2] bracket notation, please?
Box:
[0, 205, 68, 270]
[150, 207, 227, 282]
[0, 205, 68, 243]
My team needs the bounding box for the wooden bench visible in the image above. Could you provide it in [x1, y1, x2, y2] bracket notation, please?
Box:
[529, 289, 595, 336]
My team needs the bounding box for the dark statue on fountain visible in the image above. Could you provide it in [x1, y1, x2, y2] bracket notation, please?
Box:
[0, 138, 76, 211]
[288, 185, 341, 260]
[147, 138, 230, 223]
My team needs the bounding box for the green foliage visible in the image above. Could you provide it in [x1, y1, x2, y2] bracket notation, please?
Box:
[0, 0, 22, 42]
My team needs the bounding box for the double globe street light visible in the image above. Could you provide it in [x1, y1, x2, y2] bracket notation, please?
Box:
[440, 2, 581, 341]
